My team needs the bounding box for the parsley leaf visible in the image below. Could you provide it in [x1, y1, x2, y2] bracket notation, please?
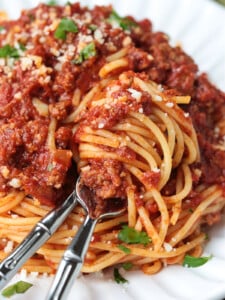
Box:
[0, 26, 5, 32]
[0, 44, 20, 58]
[19, 43, 26, 51]
[73, 42, 96, 64]
[89, 24, 98, 31]
[47, 0, 58, 5]
[117, 244, 131, 254]
[114, 268, 128, 284]
[122, 262, 133, 270]
[183, 254, 212, 268]
[1, 281, 33, 298]
[118, 225, 151, 246]
[54, 18, 78, 40]
[108, 10, 137, 31]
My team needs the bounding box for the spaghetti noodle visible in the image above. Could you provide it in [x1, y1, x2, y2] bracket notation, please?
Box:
[0, 2, 224, 276]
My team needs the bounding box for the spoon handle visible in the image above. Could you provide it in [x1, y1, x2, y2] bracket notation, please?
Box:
[46, 215, 97, 300]
[0, 191, 77, 291]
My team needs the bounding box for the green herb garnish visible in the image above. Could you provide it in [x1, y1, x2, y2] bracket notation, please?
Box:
[108, 10, 137, 31]
[113, 268, 128, 284]
[0, 44, 20, 58]
[47, 0, 58, 5]
[183, 254, 212, 268]
[0, 26, 5, 32]
[28, 14, 35, 22]
[122, 262, 133, 270]
[117, 244, 131, 254]
[54, 18, 78, 40]
[89, 24, 98, 31]
[214, 0, 225, 6]
[118, 225, 151, 246]
[73, 42, 96, 64]
[1, 281, 33, 298]
[19, 43, 26, 51]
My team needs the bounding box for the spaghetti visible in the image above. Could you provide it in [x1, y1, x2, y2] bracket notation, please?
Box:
[0, 3, 224, 276]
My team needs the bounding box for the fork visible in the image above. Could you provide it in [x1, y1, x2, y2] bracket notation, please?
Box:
[0, 189, 78, 291]
[46, 177, 126, 300]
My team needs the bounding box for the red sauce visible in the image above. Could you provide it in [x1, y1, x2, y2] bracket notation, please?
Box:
[0, 3, 223, 205]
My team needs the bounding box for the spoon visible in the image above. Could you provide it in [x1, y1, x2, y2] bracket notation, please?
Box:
[46, 177, 126, 300]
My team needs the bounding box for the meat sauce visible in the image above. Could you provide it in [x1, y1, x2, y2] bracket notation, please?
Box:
[0, 3, 224, 205]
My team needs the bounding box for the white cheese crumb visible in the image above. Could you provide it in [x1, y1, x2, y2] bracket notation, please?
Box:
[0, 58, 5, 66]
[152, 167, 160, 173]
[8, 178, 21, 188]
[122, 36, 132, 47]
[14, 92, 22, 99]
[138, 107, 144, 113]
[94, 29, 104, 44]
[163, 242, 173, 252]
[184, 112, 189, 118]
[4, 241, 14, 253]
[155, 95, 162, 101]
[165, 102, 174, 108]
[98, 122, 105, 129]
[11, 214, 19, 219]
[21, 57, 33, 71]
[127, 88, 142, 101]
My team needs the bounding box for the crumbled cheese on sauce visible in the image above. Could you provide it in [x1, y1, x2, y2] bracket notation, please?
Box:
[94, 29, 104, 44]
[20, 57, 33, 71]
[8, 178, 21, 188]
[127, 88, 142, 101]
[98, 122, 105, 129]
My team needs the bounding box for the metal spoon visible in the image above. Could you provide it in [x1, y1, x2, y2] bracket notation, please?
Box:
[46, 177, 126, 300]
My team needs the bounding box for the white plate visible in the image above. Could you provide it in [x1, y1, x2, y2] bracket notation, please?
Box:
[0, 0, 225, 299]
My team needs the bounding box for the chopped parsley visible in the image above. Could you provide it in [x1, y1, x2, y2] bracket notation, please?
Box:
[183, 254, 212, 268]
[47, 0, 58, 5]
[122, 262, 133, 270]
[118, 225, 151, 246]
[117, 244, 131, 254]
[114, 268, 128, 284]
[0, 26, 5, 32]
[54, 18, 78, 40]
[1, 281, 33, 298]
[73, 42, 96, 64]
[108, 10, 137, 31]
[19, 43, 26, 51]
[0, 45, 20, 58]
[89, 24, 98, 31]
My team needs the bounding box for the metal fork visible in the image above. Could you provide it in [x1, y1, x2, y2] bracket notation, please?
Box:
[46, 177, 126, 300]
[0, 189, 78, 290]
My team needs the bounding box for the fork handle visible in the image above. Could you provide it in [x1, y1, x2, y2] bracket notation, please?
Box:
[47, 215, 97, 300]
[0, 191, 77, 290]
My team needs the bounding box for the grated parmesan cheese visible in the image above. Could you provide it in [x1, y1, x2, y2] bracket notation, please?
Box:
[8, 178, 21, 188]
[163, 242, 173, 252]
[155, 95, 162, 101]
[127, 88, 142, 101]
[166, 102, 174, 108]
[4, 241, 14, 253]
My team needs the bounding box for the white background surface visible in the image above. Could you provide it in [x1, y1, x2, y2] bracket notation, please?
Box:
[0, 0, 225, 299]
